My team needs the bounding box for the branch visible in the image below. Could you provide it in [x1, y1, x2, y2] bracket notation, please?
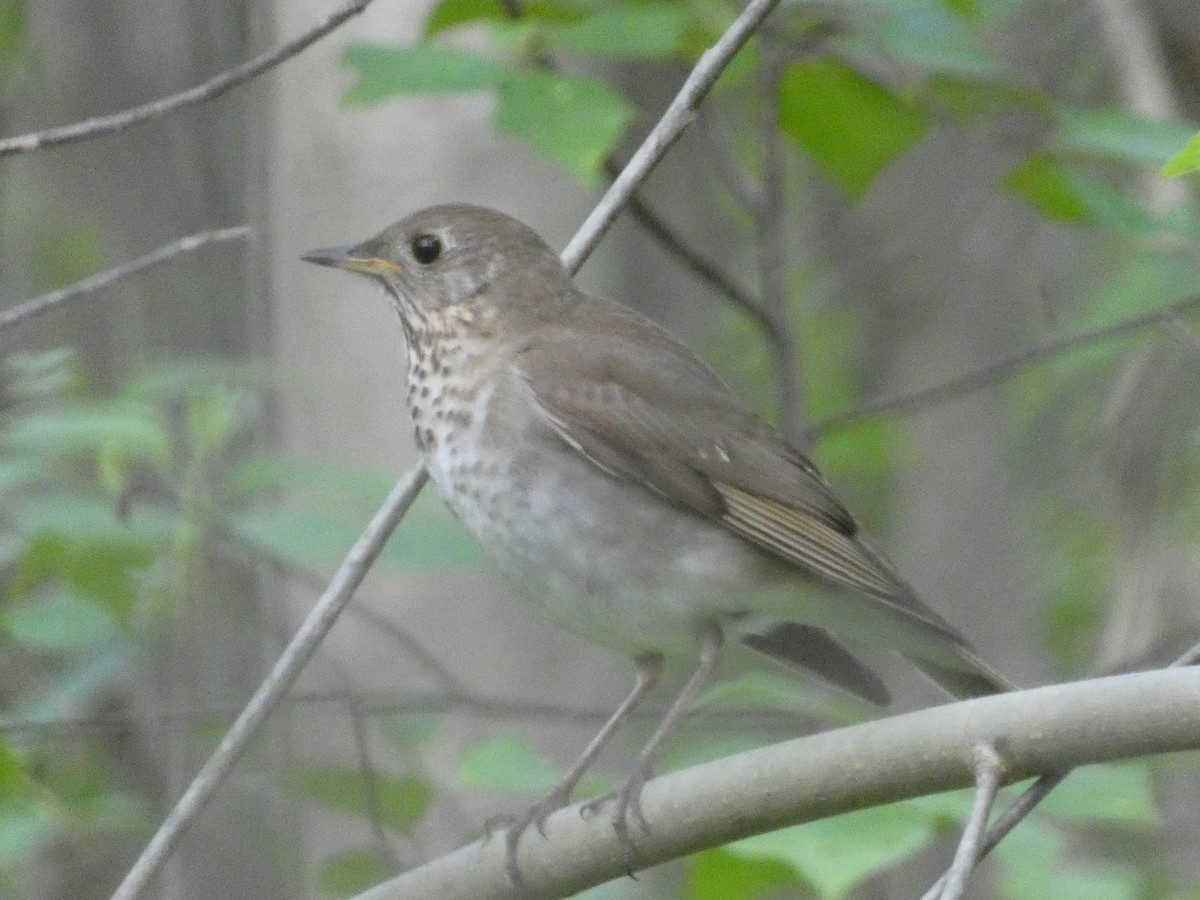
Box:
[809, 292, 1200, 439]
[113, 3, 786, 894]
[0, 0, 377, 156]
[560, 0, 784, 273]
[353, 668, 1200, 900]
[0, 226, 251, 333]
[109, 465, 428, 900]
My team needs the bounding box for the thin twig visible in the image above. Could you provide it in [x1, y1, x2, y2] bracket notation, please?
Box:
[560, 0, 784, 274]
[928, 744, 1005, 900]
[603, 158, 767, 330]
[810, 292, 1200, 439]
[347, 697, 403, 870]
[0, 226, 251, 333]
[0, 0, 376, 156]
[754, 46, 805, 446]
[109, 465, 428, 900]
[919, 643, 1200, 898]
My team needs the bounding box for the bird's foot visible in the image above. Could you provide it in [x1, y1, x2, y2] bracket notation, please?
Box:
[485, 784, 575, 886]
[580, 759, 652, 874]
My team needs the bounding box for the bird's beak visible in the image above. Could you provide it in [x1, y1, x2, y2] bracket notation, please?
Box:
[301, 244, 401, 276]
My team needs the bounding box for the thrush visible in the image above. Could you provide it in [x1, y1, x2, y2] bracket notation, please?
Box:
[302, 204, 1011, 876]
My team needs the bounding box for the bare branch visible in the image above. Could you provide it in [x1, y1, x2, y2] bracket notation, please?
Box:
[926, 744, 1006, 900]
[561, 0, 785, 273]
[754, 46, 805, 446]
[0, 0, 377, 156]
[809, 293, 1200, 440]
[353, 668, 1200, 900]
[109, 465, 428, 900]
[0, 226, 251, 334]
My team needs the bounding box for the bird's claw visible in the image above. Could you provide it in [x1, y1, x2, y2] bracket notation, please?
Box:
[492, 785, 574, 886]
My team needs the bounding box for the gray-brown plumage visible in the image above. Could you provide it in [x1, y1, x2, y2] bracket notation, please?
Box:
[303, 204, 1010, 875]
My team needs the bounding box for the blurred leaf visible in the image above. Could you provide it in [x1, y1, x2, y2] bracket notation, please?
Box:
[425, 0, 582, 34]
[926, 73, 1043, 123]
[996, 818, 1145, 900]
[1057, 110, 1198, 168]
[552, 3, 691, 60]
[495, 70, 634, 183]
[458, 735, 562, 794]
[0, 800, 59, 868]
[1004, 155, 1091, 223]
[0, 0, 25, 75]
[689, 847, 797, 900]
[230, 488, 482, 568]
[725, 803, 939, 899]
[34, 226, 102, 292]
[1037, 762, 1159, 826]
[4, 348, 81, 401]
[284, 765, 433, 834]
[378, 714, 444, 752]
[694, 671, 866, 725]
[1162, 131, 1200, 177]
[5, 590, 123, 653]
[317, 848, 394, 897]
[424, 0, 509, 34]
[342, 42, 509, 104]
[12, 523, 154, 615]
[853, 8, 999, 78]
[5, 406, 172, 468]
[778, 60, 929, 198]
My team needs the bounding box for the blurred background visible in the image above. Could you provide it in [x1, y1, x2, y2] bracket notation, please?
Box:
[3, 0, 1200, 897]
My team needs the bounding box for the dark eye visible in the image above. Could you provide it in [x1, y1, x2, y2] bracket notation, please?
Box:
[411, 233, 442, 264]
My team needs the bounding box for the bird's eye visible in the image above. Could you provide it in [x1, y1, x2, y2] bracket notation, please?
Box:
[411, 234, 442, 265]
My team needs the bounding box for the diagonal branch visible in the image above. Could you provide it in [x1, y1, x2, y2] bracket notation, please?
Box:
[109, 466, 428, 900]
[0, 0, 377, 156]
[111, 2, 786, 896]
[0, 226, 251, 333]
[809, 292, 1200, 439]
[561, 0, 784, 273]
[352, 668, 1200, 900]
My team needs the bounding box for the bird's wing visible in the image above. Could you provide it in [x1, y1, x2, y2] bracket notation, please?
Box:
[512, 317, 953, 637]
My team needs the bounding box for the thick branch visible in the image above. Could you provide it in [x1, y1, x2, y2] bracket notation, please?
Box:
[357, 668, 1200, 900]
[0, 0, 376, 156]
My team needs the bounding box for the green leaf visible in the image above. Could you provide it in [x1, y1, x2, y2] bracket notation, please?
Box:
[1056, 110, 1198, 168]
[1162, 130, 1200, 177]
[378, 714, 444, 752]
[1003, 154, 1091, 223]
[317, 848, 394, 897]
[457, 735, 562, 794]
[1037, 762, 1159, 826]
[495, 70, 634, 183]
[342, 42, 509, 104]
[230, 488, 483, 569]
[284, 765, 433, 834]
[995, 819, 1145, 900]
[5, 406, 172, 468]
[724, 803, 939, 899]
[689, 848, 797, 900]
[5, 590, 123, 653]
[552, 3, 691, 60]
[778, 60, 930, 198]
[424, 0, 509, 35]
[856, 9, 1000, 78]
[0, 800, 59, 868]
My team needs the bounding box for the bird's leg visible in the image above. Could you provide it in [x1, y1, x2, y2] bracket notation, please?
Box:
[494, 652, 663, 885]
[583, 623, 724, 869]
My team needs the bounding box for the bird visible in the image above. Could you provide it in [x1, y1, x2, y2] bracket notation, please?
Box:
[302, 203, 1011, 877]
